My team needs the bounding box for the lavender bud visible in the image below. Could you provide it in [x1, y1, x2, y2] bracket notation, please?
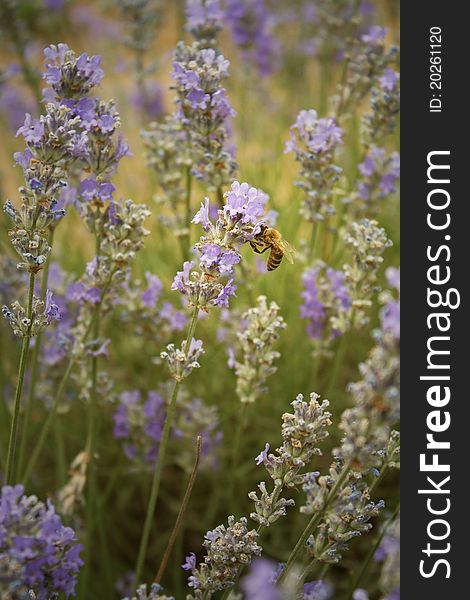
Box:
[184, 516, 262, 597]
[231, 295, 286, 404]
[161, 338, 205, 381]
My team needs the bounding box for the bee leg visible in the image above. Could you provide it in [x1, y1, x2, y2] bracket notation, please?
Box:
[251, 245, 264, 255]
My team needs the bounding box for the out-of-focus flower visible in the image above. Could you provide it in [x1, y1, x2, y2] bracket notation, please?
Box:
[113, 390, 166, 463]
[186, 0, 224, 46]
[300, 263, 351, 354]
[285, 109, 343, 222]
[0, 485, 83, 598]
[171, 42, 237, 191]
[225, 0, 281, 77]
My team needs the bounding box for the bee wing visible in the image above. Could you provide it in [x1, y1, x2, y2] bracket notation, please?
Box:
[280, 239, 296, 264]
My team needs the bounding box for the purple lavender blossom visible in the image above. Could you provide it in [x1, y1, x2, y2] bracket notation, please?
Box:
[356, 146, 400, 213]
[171, 42, 237, 190]
[113, 390, 166, 464]
[186, 0, 224, 43]
[0, 485, 83, 598]
[131, 81, 164, 120]
[182, 552, 197, 571]
[379, 68, 399, 91]
[301, 265, 351, 343]
[380, 267, 400, 340]
[285, 109, 343, 221]
[79, 178, 116, 203]
[240, 558, 280, 600]
[361, 26, 387, 46]
[304, 580, 333, 600]
[225, 0, 281, 77]
[43, 43, 104, 101]
[285, 110, 343, 155]
[172, 181, 270, 309]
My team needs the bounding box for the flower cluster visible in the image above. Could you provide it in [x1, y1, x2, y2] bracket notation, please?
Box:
[113, 390, 166, 464]
[117, 0, 164, 120]
[4, 102, 83, 274]
[186, 0, 224, 47]
[183, 516, 262, 598]
[172, 181, 270, 309]
[2, 289, 60, 337]
[43, 43, 104, 101]
[352, 146, 400, 216]
[118, 0, 162, 55]
[362, 68, 400, 143]
[251, 393, 332, 526]
[300, 263, 351, 354]
[335, 326, 400, 472]
[142, 116, 192, 235]
[231, 295, 286, 404]
[341, 219, 393, 329]
[160, 338, 204, 381]
[43, 44, 131, 222]
[66, 198, 150, 373]
[301, 466, 384, 564]
[225, 0, 281, 77]
[171, 42, 237, 190]
[332, 26, 398, 119]
[293, 0, 363, 62]
[0, 485, 83, 599]
[285, 109, 343, 222]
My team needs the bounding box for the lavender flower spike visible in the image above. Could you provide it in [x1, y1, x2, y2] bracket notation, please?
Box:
[172, 181, 271, 310]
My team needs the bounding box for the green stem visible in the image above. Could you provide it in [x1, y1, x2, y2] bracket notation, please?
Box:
[345, 502, 400, 600]
[133, 305, 200, 587]
[79, 314, 102, 598]
[155, 436, 202, 583]
[325, 334, 347, 397]
[5, 271, 35, 484]
[17, 230, 54, 478]
[278, 461, 352, 585]
[22, 274, 114, 484]
[183, 165, 193, 260]
[79, 235, 103, 599]
[228, 402, 247, 513]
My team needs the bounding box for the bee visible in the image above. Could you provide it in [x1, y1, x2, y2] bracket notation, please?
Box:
[250, 225, 295, 271]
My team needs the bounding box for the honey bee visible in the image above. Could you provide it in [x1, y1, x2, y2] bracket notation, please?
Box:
[250, 225, 295, 271]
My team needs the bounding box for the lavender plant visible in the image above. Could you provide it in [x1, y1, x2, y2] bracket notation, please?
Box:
[2, 95, 84, 483]
[185, 0, 224, 47]
[0, 484, 83, 598]
[285, 109, 343, 228]
[183, 393, 332, 598]
[117, 0, 164, 121]
[231, 295, 286, 404]
[133, 180, 271, 587]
